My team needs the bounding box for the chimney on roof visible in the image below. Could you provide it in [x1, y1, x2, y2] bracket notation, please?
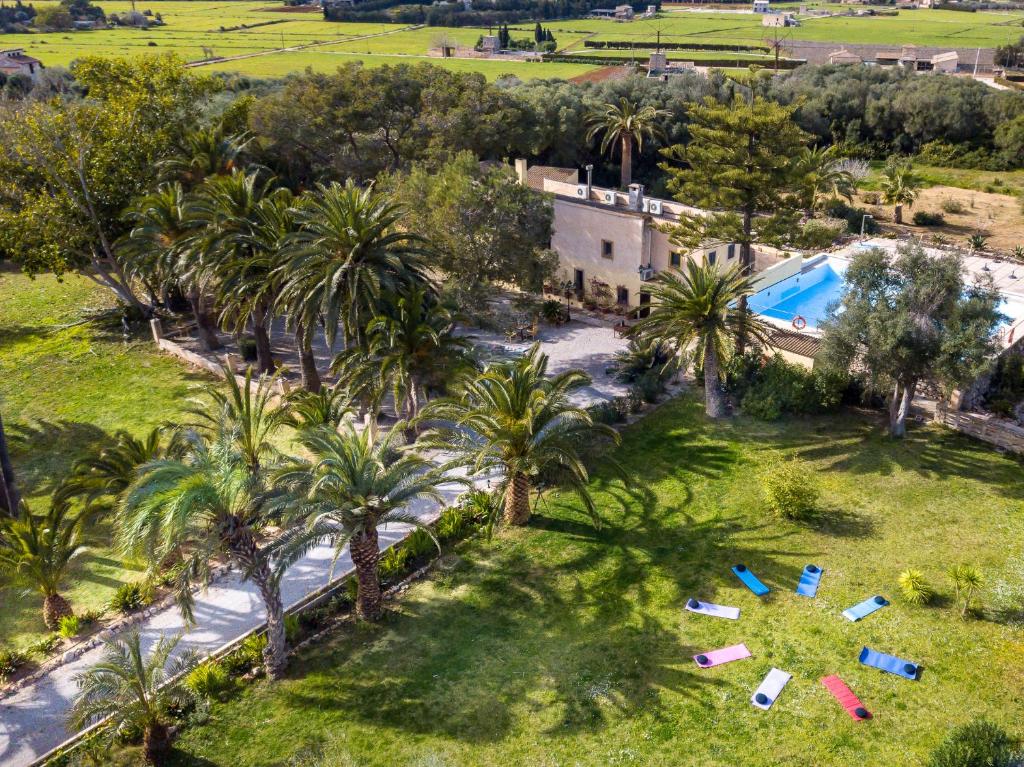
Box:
[514, 158, 528, 186]
[628, 183, 644, 211]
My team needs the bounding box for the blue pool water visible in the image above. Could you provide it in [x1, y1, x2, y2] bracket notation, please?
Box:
[748, 260, 847, 330]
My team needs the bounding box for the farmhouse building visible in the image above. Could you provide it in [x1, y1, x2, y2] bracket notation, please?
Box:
[513, 161, 785, 311]
[762, 12, 798, 27]
[753, 0, 771, 12]
[0, 48, 42, 80]
[828, 48, 863, 65]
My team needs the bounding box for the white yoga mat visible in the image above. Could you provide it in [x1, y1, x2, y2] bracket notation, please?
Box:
[684, 598, 740, 620]
[751, 667, 792, 710]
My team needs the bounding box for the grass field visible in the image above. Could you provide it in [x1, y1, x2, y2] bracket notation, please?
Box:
[861, 164, 1024, 197]
[0, 2, 1021, 80]
[165, 397, 1024, 767]
[0, 266, 208, 650]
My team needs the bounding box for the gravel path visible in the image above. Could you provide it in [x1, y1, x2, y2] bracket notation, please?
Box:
[0, 479, 469, 767]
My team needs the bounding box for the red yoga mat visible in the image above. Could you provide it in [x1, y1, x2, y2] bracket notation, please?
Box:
[821, 675, 872, 721]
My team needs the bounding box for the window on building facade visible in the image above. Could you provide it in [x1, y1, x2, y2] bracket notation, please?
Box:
[601, 240, 614, 260]
[616, 286, 629, 305]
[707, 250, 717, 266]
[670, 252, 681, 268]
[727, 244, 735, 260]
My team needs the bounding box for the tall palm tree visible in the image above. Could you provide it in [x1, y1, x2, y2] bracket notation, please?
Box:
[586, 98, 668, 189]
[119, 430, 290, 679]
[880, 157, 921, 225]
[796, 145, 856, 216]
[273, 425, 448, 621]
[56, 427, 184, 523]
[69, 631, 199, 766]
[0, 409, 19, 516]
[0, 499, 83, 629]
[631, 261, 770, 419]
[184, 366, 290, 477]
[122, 183, 223, 351]
[420, 346, 619, 528]
[191, 171, 280, 373]
[332, 285, 472, 432]
[278, 181, 429, 352]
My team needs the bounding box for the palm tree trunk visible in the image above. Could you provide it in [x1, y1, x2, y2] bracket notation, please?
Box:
[252, 315, 274, 375]
[894, 204, 903, 224]
[620, 135, 633, 189]
[349, 529, 382, 621]
[736, 211, 754, 356]
[703, 343, 726, 419]
[189, 288, 222, 352]
[503, 472, 531, 526]
[43, 593, 73, 631]
[295, 323, 321, 393]
[252, 562, 288, 680]
[143, 721, 171, 766]
[0, 411, 20, 516]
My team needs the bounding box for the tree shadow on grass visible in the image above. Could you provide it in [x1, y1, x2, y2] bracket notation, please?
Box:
[6, 419, 113, 500]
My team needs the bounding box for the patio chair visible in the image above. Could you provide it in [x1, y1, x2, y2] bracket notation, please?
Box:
[522, 319, 539, 341]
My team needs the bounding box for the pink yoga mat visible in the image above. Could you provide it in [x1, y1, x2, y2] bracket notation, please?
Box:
[694, 643, 751, 668]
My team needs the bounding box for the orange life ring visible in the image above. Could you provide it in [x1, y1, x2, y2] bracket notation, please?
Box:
[792, 315, 807, 331]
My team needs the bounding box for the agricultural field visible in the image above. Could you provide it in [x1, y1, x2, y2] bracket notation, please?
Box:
[0, 1, 1021, 80]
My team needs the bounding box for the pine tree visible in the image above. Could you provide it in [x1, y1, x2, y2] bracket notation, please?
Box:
[660, 95, 809, 352]
[534, 21, 542, 44]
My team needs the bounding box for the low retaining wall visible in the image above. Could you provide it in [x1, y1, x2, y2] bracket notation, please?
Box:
[935, 404, 1024, 455]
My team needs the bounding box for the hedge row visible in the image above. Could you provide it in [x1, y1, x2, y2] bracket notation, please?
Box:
[544, 53, 804, 69]
[584, 39, 770, 52]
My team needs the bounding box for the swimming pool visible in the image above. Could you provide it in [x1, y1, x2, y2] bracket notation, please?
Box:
[748, 257, 848, 332]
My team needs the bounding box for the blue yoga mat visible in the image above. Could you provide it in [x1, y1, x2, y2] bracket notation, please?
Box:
[859, 646, 919, 680]
[842, 595, 888, 621]
[796, 564, 823, 598]
[732, 564, 769, 596]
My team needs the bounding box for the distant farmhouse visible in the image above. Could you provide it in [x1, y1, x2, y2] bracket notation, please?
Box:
[0, 48, 42, 80]
[762, 11, 798, 27]
[589, 5, 635, 19]
[829, 44, 959, 72]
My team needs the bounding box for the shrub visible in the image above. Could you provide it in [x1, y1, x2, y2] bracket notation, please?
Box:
[0, 647, 28, 680]
[26, 634, 62, 658]
[730, 353, 848, 421]
[913, 211, 946, 227]
[760, 458, 820, 521]
[611, 338, 678, 386]
[633, 370, 666, 404]
[108, 582, 151, 614]
[437, 505, 472, 541]
[284, 614, 302, 645]
[927, 719, 1020, 767]
[587, 400, 625, 425]
[861, 191, 880, 205]
[378, 545, 409, 583]
[222, 633, 267, 676]
[58, 614, 80, 639]
[183, 661, 231, 701]
[239, 335, 258, 362]
[799, 218, 846, 249]
[941, 198, 967, 215]
[898, 568, 934, 605]
[402, 527, 437, 562]
[950, 564, 984, 618]
[540, 299, 566, 324]
[827, 200, 879, 235]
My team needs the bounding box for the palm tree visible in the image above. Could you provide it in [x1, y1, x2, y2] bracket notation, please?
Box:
[796, 145, 856, 215]
[119, 430, 290, 679]
[184, 366, 290, 477]
[631, 261, 769, 419]
[420, 346, 619, 528]
[610, 336, 680, 385]
[332, 285, 472, 433]
[0, 499, 83, 629]
[586, 98, 668, 189]
[0, 409, 19, 516]
[57, 427, 183, 523]
[191, 171, 280, 373]
[160, 122, 253, 189]
[278, 181, 429, 352]
[880, 157, 921, 225]
[122, 183, 222, 351]
[273, 425, 448, 621]
[69, 631, 199, 766]
[285, 385, 353, 431]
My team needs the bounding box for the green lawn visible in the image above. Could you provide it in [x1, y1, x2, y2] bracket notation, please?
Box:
[168, 397, 1024, 767]
[861, 164, 1024, 197]
[0, 265, 209, 649]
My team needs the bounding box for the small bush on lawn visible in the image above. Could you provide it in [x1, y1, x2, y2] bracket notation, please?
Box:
[184, 661, 231, 702]
[632, 370, 666, 404]
[108, 581, 151, 614]
[0, 647, 28, 680]
[221, 633, 267, 676]
[941, 198, 967, 215]
[26, 634, 62, 658]
[58, 614, 80, 639]
[760, 458, 820, 521]
[727, 353, 848, 421]
[587, 400, 625, 425]
[898, 568, 935, 605]
[927, 719, 1020, 767]
[913, 211, 946, 227]
[950, 564, 984, 618]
